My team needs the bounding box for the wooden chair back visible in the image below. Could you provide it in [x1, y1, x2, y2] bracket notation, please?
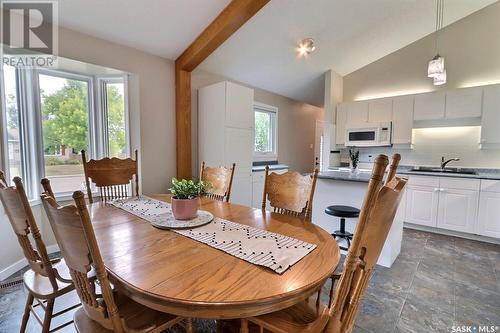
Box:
[40, 190, 125, 332]
[326, 154, 405, 333]
[200, 161, 236, 202]
[0, 171, 58, 289]
[82, 149, 139, 203]
[262, 167, 319, 220]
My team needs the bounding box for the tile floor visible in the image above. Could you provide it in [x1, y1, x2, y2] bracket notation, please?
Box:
[1, 228, 499, 333]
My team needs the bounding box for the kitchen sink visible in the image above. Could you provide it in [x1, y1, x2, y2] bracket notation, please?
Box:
[410, 167, 478, 175]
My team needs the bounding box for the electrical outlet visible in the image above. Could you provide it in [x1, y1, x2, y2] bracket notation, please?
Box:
[367, 154, 374, 163]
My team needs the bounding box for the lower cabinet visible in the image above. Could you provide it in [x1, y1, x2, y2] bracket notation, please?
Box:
[405, 185, 439, 227]
[477, 191, 500, 238]
[437, 188, 478, 233]
[404, 175, 490, 236]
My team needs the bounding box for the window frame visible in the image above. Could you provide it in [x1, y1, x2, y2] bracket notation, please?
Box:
[0, 63, 130, 201]
[253, 102, 278, 162]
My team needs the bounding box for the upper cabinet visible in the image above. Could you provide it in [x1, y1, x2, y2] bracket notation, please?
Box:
[225, 81, 254, 129]
[392, 96, 414, 145]
[481, 85, 500, 145]
[445, 87, 482, 119]
[346, 101, 368, 125]
[414, 92, 445, 120]
[368, 98, 393, 122]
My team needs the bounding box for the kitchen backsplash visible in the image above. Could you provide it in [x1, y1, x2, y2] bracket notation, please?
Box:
[339, 126, 500, 168]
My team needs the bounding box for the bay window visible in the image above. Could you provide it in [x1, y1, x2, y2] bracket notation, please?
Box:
[0, 64, 129, 199]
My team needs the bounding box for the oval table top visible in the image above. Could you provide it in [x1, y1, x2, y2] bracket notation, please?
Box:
[89, 195, 340, 319]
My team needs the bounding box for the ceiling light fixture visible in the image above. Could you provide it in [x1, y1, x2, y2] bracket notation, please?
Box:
[428, 0, 446, 85]
[297, 38, 315, 56]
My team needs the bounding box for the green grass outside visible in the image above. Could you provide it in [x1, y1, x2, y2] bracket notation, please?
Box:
[45, 164, 84, 176]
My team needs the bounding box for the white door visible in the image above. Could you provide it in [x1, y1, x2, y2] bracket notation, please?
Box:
[481, 85, 500, 145]
[368, 98, 393, 122]
[445, 87, 482, 119]
[477, 191, 500, 238]
[225, 81, 254, 129]
[335, 105, 347, 145]
[437, 188, 478, 233]
[414, 92, 445, 120]
[392, 95, 414, 145]
[405, 185, 439, 227]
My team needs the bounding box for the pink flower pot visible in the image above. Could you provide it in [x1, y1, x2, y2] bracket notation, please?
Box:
[171, 197, 199, 220]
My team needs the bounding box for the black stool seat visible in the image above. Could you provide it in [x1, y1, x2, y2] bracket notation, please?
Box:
[325, 205, 360, 218]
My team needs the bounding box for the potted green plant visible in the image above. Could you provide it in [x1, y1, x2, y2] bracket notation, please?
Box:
[169, 178, 209, 220]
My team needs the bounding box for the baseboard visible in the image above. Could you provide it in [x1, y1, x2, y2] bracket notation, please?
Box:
[404, 223, 500, 245]
[0, 244, 60, 281]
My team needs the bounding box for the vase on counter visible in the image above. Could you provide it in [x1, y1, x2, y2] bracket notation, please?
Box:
[348, 147, 360, 176]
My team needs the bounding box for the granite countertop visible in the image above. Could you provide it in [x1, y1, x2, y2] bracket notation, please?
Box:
[252, 164, 289, 172]
[319, 166, 500, 182]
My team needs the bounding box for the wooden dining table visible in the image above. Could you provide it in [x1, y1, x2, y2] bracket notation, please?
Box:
[89, 194, 340, 319]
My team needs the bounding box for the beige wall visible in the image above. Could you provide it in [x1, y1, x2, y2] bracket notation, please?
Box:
[191, 69, 324, 177]
[344, 2, 500, 102]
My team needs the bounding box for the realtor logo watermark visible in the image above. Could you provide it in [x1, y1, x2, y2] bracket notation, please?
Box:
[1, 0, 58, 67]
[452, 325, 500, 332]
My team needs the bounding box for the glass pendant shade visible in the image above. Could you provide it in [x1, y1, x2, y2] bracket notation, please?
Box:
[428, 55, 445, 78]
[433, 70, 447, 85]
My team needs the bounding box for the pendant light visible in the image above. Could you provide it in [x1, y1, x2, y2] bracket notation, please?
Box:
[428, 0, 446, 85]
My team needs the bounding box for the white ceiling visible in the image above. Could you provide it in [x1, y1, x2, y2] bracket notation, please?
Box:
[199, 0, 498, 106]
[57, 0, 231, 60]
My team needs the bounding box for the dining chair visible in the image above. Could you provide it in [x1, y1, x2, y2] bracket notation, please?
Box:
[40, 189, 185, 333]
[261, 167, 319, 220]
[200, 161, 236, 202]
[240, 154, 406, 333]
[81, 150, 139, 203]
[0, 171, 79, 333]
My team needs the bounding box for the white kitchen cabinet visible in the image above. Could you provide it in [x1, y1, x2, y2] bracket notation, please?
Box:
[437, 188, 478, 233]
[392, 95, 414, 145]
[199, 81, 254, 205]
[414, 92, 445, 120]
[368, 98, 393, 122]
[445, 87, 482, 119]
[477, 180, 500, 238]
[231, 174, 253, 206]
[405, 185, 439, 227]
[225, 128, 253, 175]
[225, 81, 254, 129]
[477, 191, 500, 238]
[346, 101, 368, 125]
[481, 85, 500, 145]
[335, 104, 348, 145]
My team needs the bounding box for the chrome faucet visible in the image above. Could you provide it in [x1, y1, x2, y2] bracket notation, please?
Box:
[441, 156, 460, 170]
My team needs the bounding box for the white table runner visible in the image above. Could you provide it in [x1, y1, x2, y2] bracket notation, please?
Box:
[110, 196, 317, 274]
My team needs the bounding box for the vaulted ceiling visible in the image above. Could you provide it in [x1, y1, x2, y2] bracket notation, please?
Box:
[57, 0, 497, 106]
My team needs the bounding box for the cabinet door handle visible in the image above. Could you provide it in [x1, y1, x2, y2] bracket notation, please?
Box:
[434, 188, 440, 192]
[440, 188, 445, 192]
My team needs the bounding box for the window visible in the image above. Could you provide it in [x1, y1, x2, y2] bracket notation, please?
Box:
[39, 72, 90, 194]
[1, 64, 23, 179]
[0, 64, 129, 198]
[254, 103, 277, 160]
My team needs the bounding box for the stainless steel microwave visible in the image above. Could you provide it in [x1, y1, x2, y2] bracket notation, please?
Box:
[345, 122, 392, 147]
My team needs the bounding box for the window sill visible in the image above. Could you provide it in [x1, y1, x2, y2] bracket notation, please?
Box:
[253, 154, 278, 162]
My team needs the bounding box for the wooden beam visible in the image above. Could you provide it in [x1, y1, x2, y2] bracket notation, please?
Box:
[175, 0, 270, 179]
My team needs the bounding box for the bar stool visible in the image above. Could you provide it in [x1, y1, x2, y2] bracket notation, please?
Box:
[325, 205, 360, 251]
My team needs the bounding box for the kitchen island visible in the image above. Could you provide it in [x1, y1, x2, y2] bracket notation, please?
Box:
[312, 169, 406, 268]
